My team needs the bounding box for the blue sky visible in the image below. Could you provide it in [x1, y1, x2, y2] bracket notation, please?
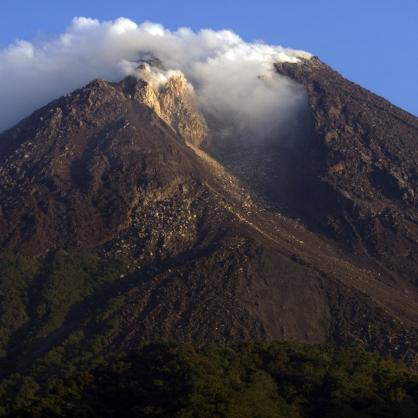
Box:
[1, 0, 417, 115]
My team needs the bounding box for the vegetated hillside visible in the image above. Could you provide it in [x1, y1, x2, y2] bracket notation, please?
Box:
[0, 57, 417, 409]
[2, 342, 418, 418]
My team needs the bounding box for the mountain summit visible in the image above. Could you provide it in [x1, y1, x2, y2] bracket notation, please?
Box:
[0, 56, 417, 386]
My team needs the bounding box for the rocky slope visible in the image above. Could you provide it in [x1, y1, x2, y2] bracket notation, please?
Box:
[0, 59, 417, 381]
[274, 58, 418, 286]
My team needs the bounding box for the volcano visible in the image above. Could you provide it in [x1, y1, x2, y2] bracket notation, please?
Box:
[0, 55, 417, 387]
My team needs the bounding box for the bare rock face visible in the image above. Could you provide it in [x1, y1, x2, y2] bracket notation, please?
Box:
[120, 67, 207, 146]
[159, 74, 208, 146]
[0, 63, 417, 375]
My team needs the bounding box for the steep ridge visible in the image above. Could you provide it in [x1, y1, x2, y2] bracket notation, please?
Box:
[0, 64, 417, 381]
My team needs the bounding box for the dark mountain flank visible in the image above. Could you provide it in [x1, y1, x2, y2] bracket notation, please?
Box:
[275, 58, 418, 286]
[0, 56, 417, 391]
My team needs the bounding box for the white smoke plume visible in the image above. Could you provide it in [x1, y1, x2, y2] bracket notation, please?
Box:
[0, 17, 311, 135]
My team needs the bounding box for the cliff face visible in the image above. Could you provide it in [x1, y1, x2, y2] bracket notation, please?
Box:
[0, 61, 417, 377]
[119, 68, 207, 145]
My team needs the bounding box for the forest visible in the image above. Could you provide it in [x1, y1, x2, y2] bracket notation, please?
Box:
[1, 341, 417, 417]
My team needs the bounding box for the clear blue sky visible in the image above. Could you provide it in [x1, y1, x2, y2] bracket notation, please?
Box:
[1, 0, 417, 115]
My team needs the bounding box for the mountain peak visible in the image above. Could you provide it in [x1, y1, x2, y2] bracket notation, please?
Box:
[117, 69, 207, 146]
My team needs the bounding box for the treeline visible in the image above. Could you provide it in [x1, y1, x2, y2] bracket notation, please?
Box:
[2, 341, 417, 417]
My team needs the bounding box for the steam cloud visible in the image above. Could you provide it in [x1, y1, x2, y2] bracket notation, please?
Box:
[0, 17, 311, 135]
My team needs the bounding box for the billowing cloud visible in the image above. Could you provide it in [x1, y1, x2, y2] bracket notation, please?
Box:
[0, 17, 311, 136]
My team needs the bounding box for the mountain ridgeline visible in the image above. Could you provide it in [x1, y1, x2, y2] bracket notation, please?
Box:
[0, 57, 417, 414]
